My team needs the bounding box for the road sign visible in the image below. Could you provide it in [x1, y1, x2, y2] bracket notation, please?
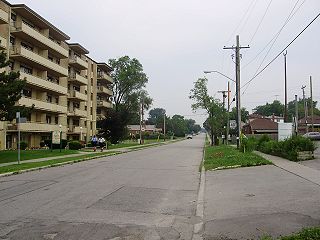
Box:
[52, 131, 61, 144]
[230, 120, 237, 130]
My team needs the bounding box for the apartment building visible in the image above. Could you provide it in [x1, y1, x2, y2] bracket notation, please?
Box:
[97, 63, 113, 121]
[0, 0, 113, 150]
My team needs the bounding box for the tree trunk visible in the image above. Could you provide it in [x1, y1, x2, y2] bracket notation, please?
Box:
[210, 128, 214, 146]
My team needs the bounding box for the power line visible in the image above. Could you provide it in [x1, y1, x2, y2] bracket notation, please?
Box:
[241, 12, 320, 91]
[241, 0, 306, 70]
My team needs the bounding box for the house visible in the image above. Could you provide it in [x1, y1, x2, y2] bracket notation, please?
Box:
[298, 115, 320, 134]
[242, 118, 278, 135]
[127, 125, 162, 135]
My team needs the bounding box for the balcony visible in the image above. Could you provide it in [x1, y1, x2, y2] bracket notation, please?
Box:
[67, 108, 87, 118]
[0, 35, 7, 49]
[10, 45, 68, 77]
[68, 90, 87, 101]
[0, 8, 8, 24]
[20, 72, 67, 95]
[11, 21, 69, 58]
[67, 126, 87, 134]
[97, 100, 113, 109]
[97, 86, 113, 96]
[69, 56, 88, 70]
[7, 122, 67, 133]
[97, 72, 113, 84]
[68, 73, 87, 85]
[18, 97, 67, 113]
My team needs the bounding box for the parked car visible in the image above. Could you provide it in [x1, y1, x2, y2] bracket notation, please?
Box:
[186, 134, 193, 139]
[303, 132, 320, 140]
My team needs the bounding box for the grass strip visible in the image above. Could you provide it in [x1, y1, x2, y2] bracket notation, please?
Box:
[261, 227, 320, 239]
[0, 151, 120, 175]
[204, 145, 272, 171]
[0, 149, 79, 164]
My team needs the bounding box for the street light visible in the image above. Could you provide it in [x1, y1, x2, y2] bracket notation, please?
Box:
[204, 70, 234, 145]
[59, 124, 62, 152]
[204, 70, 235, 83]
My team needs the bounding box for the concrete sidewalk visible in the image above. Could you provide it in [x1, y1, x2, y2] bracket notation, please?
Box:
[203, 152, 320, 239]
[0, 151, 98, 168]
[256, 151, 320, 186]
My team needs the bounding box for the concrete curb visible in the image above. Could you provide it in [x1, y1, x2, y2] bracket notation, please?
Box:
[192, 144, 206, 240]
[0, 138, 185, 178]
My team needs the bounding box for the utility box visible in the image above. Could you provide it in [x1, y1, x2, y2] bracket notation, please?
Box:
[278, 122, 293, 141]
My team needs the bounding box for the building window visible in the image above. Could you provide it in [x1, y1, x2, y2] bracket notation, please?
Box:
[73, 119, 79, 126]
[11, 13, 16, 21]
[55, 97, 59, 104]
[55, 116, 58, 124]
[9, 61, 14, 71]
[22, 89, 32, 98]
[84, 106, 87, 111]
[47, 95, 52, 103]
[74, 102, 80, 109]
[48, 55, 53, 62]
[73, 85, 80, 92]
[9, 36, 15, 47]
[97, 108, 101, 114]
[21, 42, 33, 51]
[20, 64, 33, 74]
[46, 115, 51, 124]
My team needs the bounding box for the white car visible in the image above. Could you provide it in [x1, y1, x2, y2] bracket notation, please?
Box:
[186, 134, 193, 139]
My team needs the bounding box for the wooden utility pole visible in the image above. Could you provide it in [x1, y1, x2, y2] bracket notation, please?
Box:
[226, 82, 230, 145]
[295, 94, 298, 136]
[301, 85, 308, 133]
[224, 35, 249, 149]
[283, 51, 288, 122]
[310, 76, 314, 132]
[163, 113, 166, 142]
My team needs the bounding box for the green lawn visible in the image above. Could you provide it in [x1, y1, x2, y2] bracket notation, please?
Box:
[0, 151, 120, 174]
[261, 227, 320, 240]
[0, 149, 79, 164]
[204, 145, 271, 171]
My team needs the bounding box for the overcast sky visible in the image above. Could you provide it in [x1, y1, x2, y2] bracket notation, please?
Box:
[10, 0, 320, 124]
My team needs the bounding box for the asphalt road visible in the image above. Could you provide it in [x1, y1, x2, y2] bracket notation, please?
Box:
[0, 135, 205, 240]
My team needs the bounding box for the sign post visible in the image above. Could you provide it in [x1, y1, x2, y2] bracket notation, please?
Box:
[16, 112, 20, 164]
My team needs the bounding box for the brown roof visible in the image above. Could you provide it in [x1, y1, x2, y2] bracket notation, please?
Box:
[249, 118, 278, 131]
[298, 115, 320, 124]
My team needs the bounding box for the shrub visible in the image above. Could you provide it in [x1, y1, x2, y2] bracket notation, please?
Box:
[258, 135, 315, 161]
[68, 141, 82, 150]
[257, 134, 271, 150]
[20, 141, 28, 150]
[40, 141, 46, 148]
[241, 137, 257, 152]
[44, 139, 68, 149]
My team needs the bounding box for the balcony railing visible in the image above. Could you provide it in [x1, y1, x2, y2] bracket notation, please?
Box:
[68, 73, 88, 85]
[18, 97, 67, 113]
[97, 100, 113, 109]
[0, 35, 7, 49]
[69, 55, 88, 70]
[10, 45, 68, 77]
[67, 108, 87, 117]
[10, 21, 68, 58]
[68, 90, 87, 101]
[7, 122, 67, 132]
[97, 71, 113, 84]
[0, 8, 8, 24]
[97, 86, 113, 96]
[20, 72, 67, 95]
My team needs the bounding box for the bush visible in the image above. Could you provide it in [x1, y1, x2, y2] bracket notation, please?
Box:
[258, 135, 315, 161]
[40, 141, 46, 148]
[241, 137, 257, 152]
[20, 141, 28, 150]
[44, 139, 68, 149]
[68, 141, 82, 150]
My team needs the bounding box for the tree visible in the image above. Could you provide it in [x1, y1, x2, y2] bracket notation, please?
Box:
[147, 108, 166, 127]
[287, 98, 320, 121]
[98, 56, 152, 143]
[189, 77, 226, 145]
[167, 115, 188, 137]
[0, 51, 27, 121]
[253, 100, 284, 117]
[229, 107, 249, 123]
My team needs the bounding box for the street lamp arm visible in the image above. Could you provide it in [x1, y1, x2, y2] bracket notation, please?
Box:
[204, 70, 235, 83]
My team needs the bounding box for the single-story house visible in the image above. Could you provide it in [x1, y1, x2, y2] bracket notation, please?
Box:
[242, 118, 278, 135]
[127, 125, 162, 135]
